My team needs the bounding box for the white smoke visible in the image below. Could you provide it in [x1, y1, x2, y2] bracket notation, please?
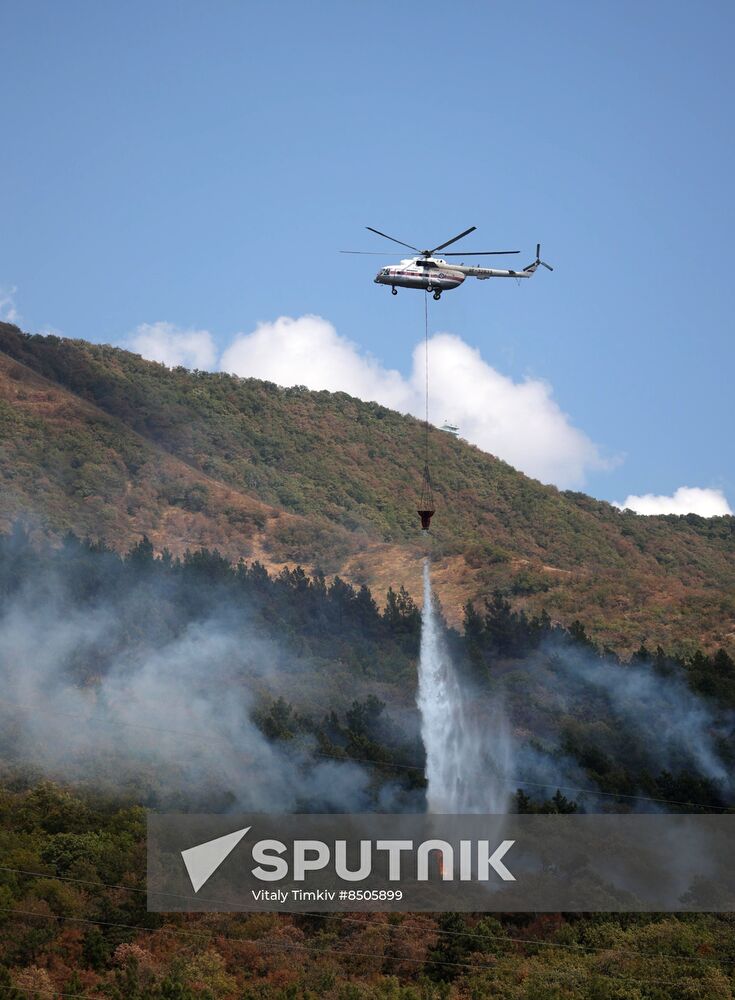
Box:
[416, 558, 512, 814]
[2, 543, 729, 817]
[0, 576, 381, 813]
[546, 646, 732, 789]
[495, 643, 734, 811]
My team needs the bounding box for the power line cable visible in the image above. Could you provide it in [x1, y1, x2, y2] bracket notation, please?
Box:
[0, 904, 727, 988]
[2, 866, 735, 970]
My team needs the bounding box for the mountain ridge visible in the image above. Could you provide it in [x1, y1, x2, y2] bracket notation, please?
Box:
[0, 321, 732, 654]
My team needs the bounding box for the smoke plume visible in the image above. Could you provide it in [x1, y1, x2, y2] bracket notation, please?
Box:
[0, 565, 387, 813]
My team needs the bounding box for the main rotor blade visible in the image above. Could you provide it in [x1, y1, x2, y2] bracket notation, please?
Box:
[365, 227, 421, 252]
[340, 250, 408, 255]
[430, 226, 477, 254]
[441, 250, 520, 256]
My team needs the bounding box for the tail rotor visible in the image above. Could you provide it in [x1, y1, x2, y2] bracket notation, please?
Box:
[524, 243, 554, 272]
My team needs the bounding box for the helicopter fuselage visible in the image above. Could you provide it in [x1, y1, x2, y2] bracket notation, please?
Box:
[374, 258, 465, 293]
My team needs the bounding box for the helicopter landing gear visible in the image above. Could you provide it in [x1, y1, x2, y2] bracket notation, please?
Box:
[433, 290, 441, 301]
[391, 286, 398, 295]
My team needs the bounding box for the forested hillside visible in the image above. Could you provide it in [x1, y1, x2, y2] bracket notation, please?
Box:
[3, 779, 735, 1000]
[1, 322, 733, 655]
[1, 529, 734, 998]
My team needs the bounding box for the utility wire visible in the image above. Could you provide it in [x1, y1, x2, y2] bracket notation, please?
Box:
[2, 867, 735, 971]
[0, 903, 730, 986]
[0, 905, 520, 975]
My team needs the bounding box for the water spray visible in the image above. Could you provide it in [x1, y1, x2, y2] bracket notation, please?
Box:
[416, 558, 513, 814]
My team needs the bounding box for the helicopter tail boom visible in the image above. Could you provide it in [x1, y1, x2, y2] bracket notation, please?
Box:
[454, 264, 533, 279]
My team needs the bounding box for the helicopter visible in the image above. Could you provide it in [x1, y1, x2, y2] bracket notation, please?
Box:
[342, 226, 553, 300]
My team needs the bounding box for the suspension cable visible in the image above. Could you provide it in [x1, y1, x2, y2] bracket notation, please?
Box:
[424, 290, 429, 466]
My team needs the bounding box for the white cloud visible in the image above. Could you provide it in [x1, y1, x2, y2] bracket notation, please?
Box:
[615, 487, 733, 517]
[0, 286, 20, 324]
[413, 333, 609, 489]
[220, 314, 412, 409]
[219, 314, 607, 489]
[128, 321, 216, 370]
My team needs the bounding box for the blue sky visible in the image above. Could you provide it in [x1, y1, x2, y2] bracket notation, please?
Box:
[2, 1, 733, 510]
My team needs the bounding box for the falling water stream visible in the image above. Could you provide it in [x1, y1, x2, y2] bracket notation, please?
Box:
[417, 558, 512, 814]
